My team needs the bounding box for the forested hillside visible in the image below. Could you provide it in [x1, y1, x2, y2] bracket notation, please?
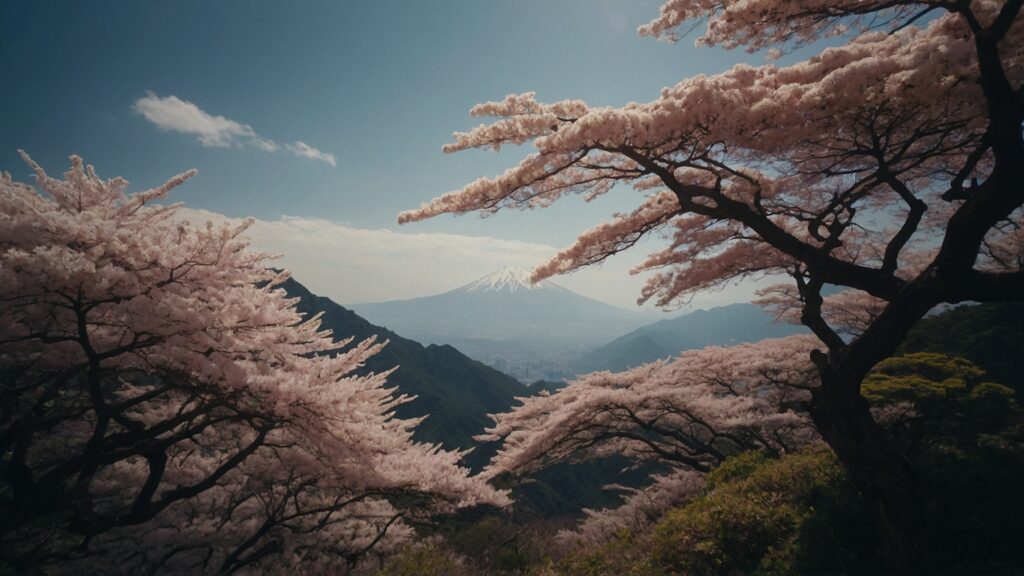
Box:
[281, 277, 530, 450]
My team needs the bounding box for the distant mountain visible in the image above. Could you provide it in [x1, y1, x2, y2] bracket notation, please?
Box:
[349, 267, 657, 381]
[279, 277, 530, 455]
[580, 303, 807, 373]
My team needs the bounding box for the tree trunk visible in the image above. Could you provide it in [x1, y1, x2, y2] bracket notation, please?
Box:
[811, 374, 925, 573]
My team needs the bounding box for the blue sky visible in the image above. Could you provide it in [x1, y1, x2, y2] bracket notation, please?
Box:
[1, 1, 791, 308]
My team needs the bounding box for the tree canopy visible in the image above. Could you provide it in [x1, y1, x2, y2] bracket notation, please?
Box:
[400, 1, 1024, 567]
[0, 155, 506, 574]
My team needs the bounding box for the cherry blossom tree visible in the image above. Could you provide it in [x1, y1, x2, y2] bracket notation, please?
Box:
[479, 336, 817, 477]
[0, 154, 507, 574]
[400, 1, 1024, 565]
[477, 336, 819, 546]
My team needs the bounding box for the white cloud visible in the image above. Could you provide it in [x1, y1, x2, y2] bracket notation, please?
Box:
[133, 92, 335, 166]
[173, 208, 774, 312]
[285, 141, 336, 167]
[176, 207, 556, 304]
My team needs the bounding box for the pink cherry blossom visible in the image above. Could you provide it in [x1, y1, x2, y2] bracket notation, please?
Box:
[0, 154, 506, 574]
[401, 2, 1024, 564]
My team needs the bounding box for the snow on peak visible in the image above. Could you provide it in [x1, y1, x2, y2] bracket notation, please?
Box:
[464, 267, 559, 293]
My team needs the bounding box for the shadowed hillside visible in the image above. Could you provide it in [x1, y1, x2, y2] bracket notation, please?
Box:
[280, 277, 530, 451]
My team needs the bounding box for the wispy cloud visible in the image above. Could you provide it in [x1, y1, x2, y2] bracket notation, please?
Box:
[173, 208, 769, 310]
[133, 92, 336, 167]
[285, 141, 337, 166]
[175, 207, 558, 304]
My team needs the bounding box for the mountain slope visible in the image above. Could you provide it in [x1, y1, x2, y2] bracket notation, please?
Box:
[349, 267, 656, 380]
[581, 303, 806, 372]
[279, 277, 530, 451]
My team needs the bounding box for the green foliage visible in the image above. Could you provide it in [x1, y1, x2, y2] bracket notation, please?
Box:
[900, 303, 1024, 395]
[375, 543, 467, 576]
[541, 449, 874, 576]
[649, 449, 871, 576]
[532, 530, 657, 576]
[863, 351, 1024, 568]
[863, 352, 984, 404]
[433, 512, 571, 575]
[864, 350, 983, 399]
[864, 352, 1019, 447]
[449, 516, 530, 573]
[702, 451, 770, 489]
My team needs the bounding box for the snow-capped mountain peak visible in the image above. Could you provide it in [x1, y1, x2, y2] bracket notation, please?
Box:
[463, 267, 560, 293]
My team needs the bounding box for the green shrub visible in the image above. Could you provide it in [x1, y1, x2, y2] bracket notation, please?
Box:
[376, 543, 467, 576]
[649, 449, 872, 576]
[535, 530, 659, 576]
[864, 353, 1024, 568]
[541, 449, 873, 576]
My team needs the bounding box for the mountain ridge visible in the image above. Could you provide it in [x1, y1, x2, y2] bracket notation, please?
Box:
[349, 267, 658, 380]
[279, 276, 531, 453]
[579, 302, 807, 373]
